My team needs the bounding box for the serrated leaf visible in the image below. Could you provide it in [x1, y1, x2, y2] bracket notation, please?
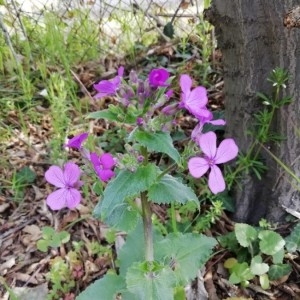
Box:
[235, 223, 257, 247]
[87, 109, 119, 122]
[105, 202, 140, 231]
[268, 264, 292, 281]
[156, 233, 216, 283]
[285, 223, 300, 252]
[76, 273, 125, 300]
[250, 255, 269, 275]
[132, 130, 180, 163]
[118, 222, 164, 276]
[148, 174, 198, 205]
[93, 165, 158, 219]
[126, 262, 176, 300]
[258, 230, 285, 255]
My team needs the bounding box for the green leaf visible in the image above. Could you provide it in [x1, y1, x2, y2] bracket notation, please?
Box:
[118, 222, 164, 276]
[156, 233, 217, 284]
[36, 240, 49, 252]
[259, 273, 270, 290]
[105, 202, 141, 231]
[58, 231, 70, 244]
[285, 223, 300, 253]
[93, 164, 158, 219]
[126, 262, 176, 300]
[272, 248, 284, 264]
[174, 286, 186, 300]
[258, 230, 285, 255]
[229, 262, 254, 284]
[77, 273, 125, 300]
[87, 109, 119, 122]
[148, 174, 198, 205]
[15, 166, 36, 184]
[163, 22, 175, 39]
[268, 264, 292, 281]
[250, 255, 269, 275]
[234, 223, 258, 247]
[41, 226, 55, 240]
[224, 258, 238, 269]
[132, 130, 180, 163]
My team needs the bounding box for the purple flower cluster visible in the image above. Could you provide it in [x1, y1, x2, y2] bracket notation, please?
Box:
[46, 132, 116, 210]
[45, 67, 238, 211]
[177, 74, 238, 194]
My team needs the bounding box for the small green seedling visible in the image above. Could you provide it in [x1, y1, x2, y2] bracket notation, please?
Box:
[37, 226, 70, 252]
[220, 223, 292, 289]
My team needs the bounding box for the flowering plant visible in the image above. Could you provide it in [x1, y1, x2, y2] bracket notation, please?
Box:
[45, 67, 238, 299]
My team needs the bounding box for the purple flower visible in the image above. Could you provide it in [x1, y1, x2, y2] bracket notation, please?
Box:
[161, 103, 178, 116]
[165, 89, 174, 99]
[179, 74, 211, 120]
[191, 117, 226, 142]
[64, 132, 88, 149]
[94, 66, 124, 99]
[90, 152, 115, 182]
[136, 117, 144, 126]
[148, 68, 170, 87]
[188, 131, 238, 194]
[45, 162, 82, 210]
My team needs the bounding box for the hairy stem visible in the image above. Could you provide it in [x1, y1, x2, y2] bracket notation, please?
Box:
[141, 191, 154, 262]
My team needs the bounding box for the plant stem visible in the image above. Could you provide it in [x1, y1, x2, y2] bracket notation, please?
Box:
[170, 202, 178, 234]
[141, 191, 154, 262]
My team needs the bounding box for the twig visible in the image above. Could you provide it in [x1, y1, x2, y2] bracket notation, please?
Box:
[11, 0, 32, 62]
[0, 12, 19, 65]
[133, 0, 171, 42]
[70, 69, 95, 102]
[155, 13, 197, 18]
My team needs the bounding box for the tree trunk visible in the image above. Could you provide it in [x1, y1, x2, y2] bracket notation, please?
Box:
[205, 1, 300, 223]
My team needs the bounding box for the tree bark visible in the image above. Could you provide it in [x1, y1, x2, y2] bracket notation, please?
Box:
[205, 1, 300, 223]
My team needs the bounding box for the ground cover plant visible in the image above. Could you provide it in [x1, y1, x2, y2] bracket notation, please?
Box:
[1, 1, 300, 299]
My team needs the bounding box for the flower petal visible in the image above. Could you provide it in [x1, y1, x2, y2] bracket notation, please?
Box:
[64, 132, 88, 149]
[98, 169, 115, 182]
[188, 157, 209, 178]
[149, 68, 170, 87]
[100, 153, 115, 169]
[118, 66, 124, 77]
[63, 162, 81, 186]
[65, 188, 81, 209]
[214, 138, 239, 164]
[208, 119, 226, 126]
[45, 166, 65, 188]
[191, 122, 204, 142]
[90, 152, 100, 168]
[199, 131, 217, 158]
[208, 165, 225, 194]
[190, 107, 212, 120]
[188, 86, 208, 107]
[94, 80, 116, 95]
[46, 188, 67, 210]
[180, 74, 192, 94]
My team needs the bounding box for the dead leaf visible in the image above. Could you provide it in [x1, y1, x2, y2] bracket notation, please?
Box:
[0, 257, 16, 274]
[0, 203, 10, 213]
[12, 283, 48, 300]
[13, 272, 38, 284]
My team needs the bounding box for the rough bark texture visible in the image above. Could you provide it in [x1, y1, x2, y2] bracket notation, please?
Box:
[206, 1, 300, 223]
